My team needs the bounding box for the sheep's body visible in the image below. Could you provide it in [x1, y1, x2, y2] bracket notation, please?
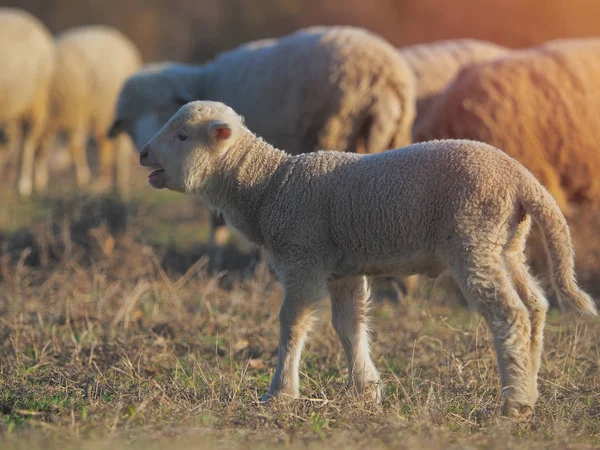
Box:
[0, 8, 54, 196]
[399, 39, 508, 128]
[43, 25, 142, 193]
[113, 26, 415, 155]
[414, 38, 600, 213]
[140, 101, 597, 419]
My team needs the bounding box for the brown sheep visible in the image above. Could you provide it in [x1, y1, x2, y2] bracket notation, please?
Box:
[414, 38, 600, 214]
[399, 38, 508, 129]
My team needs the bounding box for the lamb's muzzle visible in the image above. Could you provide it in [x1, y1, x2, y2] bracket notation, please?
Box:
[139, 144, 166, 188]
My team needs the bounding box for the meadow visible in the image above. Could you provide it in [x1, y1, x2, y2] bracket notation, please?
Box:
[0, 170, 599, 450]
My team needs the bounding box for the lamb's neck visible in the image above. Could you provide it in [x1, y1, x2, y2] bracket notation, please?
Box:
[203, 131, 288, 245]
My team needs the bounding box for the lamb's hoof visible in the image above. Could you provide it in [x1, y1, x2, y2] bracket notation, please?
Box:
[364, 381, 384, 404]
[373, 384, 384, 404]
[502, 403, 533, 421]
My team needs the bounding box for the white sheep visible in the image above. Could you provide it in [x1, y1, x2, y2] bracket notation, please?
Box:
[139, 100, 597, 419]
[398, 38, 509, 130]
[41, 25, 142, 193]
[109, 26, 415, 246]
[109, 26, 415, 155]
[0, 8, 55, 197]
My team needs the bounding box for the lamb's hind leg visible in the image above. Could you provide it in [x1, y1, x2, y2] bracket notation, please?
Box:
[454, 250, 535, 419]
[329, 276, 382, 402]
[504, 216, 549, 404]
[262, 270, 327, 401]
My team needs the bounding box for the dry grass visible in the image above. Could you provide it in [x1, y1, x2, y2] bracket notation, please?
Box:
[0, 192, 599, 449]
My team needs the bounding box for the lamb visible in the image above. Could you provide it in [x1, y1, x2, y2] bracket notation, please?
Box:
[398, 39, 508, 128]
[41, 25, 142, 193]
[413, 38, 600, 214]
[0, 8, 55, 197]
[108, 26, 415, 245]
[138, 100, 597, 419]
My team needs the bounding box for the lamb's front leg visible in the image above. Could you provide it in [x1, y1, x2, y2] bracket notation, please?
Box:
[329, 276, 382, 402]
[262, 274, 327, 401]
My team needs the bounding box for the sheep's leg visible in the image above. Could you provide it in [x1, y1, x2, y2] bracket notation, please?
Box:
[68, 129, 91, 187]
[262, 273, 327, 401]
[33, 128, 57, 193]
[18, 115, 46, 197]
[329, 276, 382, 402]
[0, 122, 21, 185]
[96, 134, 116, 190]
[208, 211, 229, 246]
[504, 216, 548, 403]
[208, 211, 229, 271]
[114, 134, 132, 197]
[453, 251, 535, 419]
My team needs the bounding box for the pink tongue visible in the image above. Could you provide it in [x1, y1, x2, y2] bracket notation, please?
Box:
[149, 169, 164, 178]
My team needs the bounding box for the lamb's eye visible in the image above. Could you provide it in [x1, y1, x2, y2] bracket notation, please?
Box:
[177, 133, 188, 141]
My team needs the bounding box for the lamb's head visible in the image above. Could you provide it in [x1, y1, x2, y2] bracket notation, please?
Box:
[108, 63, 194, 150]
[139, 101, 243, 194]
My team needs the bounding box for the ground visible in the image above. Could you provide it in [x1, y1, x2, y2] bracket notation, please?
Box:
[0, 174, 599, 449]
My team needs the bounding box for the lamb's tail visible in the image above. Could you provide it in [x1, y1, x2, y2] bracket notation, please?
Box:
[519, 172, 598, 316]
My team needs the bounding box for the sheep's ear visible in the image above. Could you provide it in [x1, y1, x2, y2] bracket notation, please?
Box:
[107, 118, 125, 138]
[208, 121, 233, 143]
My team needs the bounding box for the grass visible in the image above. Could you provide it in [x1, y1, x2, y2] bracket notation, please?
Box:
[0, 190, 599, 449]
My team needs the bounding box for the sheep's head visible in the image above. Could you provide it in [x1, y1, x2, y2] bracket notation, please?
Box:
[139, 101, 242, 194]
[108, 64, 195, 150]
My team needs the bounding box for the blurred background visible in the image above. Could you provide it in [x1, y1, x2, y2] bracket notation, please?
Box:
[3, 0, 600, 63]
[2, 0, 600, 294]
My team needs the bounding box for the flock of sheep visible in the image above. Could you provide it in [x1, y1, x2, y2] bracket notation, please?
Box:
[4, 8, 599, 220]
[0, 8, 141, 196]
[2, 7, 599, 420]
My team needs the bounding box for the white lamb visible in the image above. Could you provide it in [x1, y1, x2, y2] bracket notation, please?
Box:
[138, 100, 597, 419]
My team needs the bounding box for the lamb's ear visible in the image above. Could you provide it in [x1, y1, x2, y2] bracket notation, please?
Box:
[107, 118, 125, 138]
[208, 120, 233, 143]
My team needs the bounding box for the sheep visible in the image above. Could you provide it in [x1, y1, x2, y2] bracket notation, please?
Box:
[413, 38, 600, 214]
[41, 25, 142, 193]
[0, 8, 54, 197]
[109, 26, 415, 155]
[138, 100, 597, 419]
[108, 26, 415, 247]
[398, 39, 509, 129]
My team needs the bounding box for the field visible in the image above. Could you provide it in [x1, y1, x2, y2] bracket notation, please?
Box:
[1, 174, 599, 449]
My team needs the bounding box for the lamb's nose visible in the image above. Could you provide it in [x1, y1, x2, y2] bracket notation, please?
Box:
[139, 146, 149, 161]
